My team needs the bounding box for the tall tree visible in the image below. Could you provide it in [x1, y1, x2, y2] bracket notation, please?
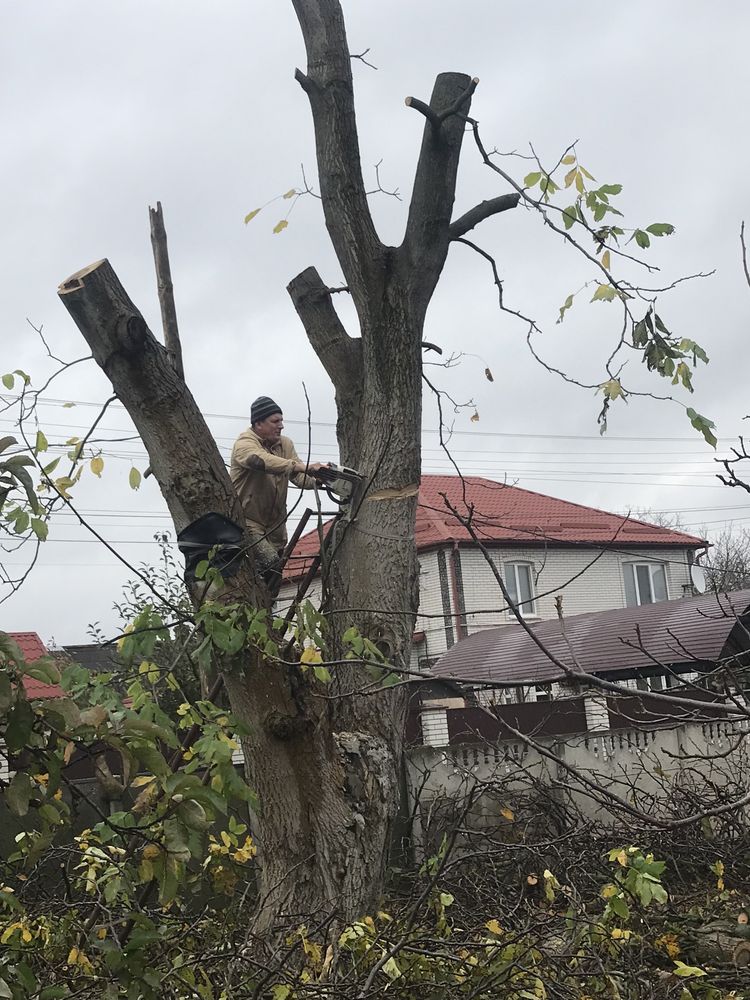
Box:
[57, 0, 521, 925]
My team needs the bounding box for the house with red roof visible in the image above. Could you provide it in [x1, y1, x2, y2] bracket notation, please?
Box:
[280, 475, 709, 744]
[283, 475, 706, 654]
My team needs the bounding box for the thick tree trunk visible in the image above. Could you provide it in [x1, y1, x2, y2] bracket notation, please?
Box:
[58, 0, 519, 933]
[58, 259, 415, 928]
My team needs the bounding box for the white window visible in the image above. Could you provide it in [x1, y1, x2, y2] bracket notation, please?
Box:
[623, 562, 667, 607]
[504, 562, 537, 616]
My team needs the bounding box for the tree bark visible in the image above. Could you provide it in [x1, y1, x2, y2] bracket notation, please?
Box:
[57, 259, 410, 929]
[58, 0, 519, 931]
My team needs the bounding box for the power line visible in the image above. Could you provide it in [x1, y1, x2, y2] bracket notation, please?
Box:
[4, 394, 738, 444]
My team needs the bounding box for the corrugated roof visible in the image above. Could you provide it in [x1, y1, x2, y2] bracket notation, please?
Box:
[431, 590, 750, 686]
[283, 475, 706, 581]
[7, 632, 65, 698]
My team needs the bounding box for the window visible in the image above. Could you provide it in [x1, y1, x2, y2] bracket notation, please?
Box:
[623, 562, 667, 607]
[504, 562, 537, 616]
[534, 683, 552, 703]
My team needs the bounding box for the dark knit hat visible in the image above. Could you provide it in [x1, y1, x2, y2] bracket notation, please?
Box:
[251, 396, 282, 425]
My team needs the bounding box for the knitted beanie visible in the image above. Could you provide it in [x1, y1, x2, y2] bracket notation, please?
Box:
[251, 396, 282, 425]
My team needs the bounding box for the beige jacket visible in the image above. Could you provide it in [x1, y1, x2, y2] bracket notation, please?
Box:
[230, 429, 316, 548]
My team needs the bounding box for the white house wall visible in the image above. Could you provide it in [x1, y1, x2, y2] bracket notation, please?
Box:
[279, 544, 695, 669]
[414, 544, 694, 663]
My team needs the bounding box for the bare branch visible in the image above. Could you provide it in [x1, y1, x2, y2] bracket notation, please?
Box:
[448, 193, 520, 240]
[291, 0, 381, 292]
[350, 46, 377, 70]
[148, 201, 184, 380]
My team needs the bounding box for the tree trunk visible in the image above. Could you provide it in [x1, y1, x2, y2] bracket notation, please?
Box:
[58, 0, 519, 932]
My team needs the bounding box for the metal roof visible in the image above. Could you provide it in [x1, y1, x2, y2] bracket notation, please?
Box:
[431, 590, 750, 686]
[7, 632, 65, 698]
[283, 475, 706, 581]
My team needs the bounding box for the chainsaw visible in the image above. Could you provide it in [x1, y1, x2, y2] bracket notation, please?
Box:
[314, 463, 364, 505]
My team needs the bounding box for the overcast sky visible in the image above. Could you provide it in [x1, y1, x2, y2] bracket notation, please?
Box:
[2, 1, 749, 644]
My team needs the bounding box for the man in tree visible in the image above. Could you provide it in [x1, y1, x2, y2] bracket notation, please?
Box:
[230, 395, 324, 592]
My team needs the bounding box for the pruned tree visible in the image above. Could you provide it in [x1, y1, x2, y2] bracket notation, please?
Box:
[53, 0, 713, 928]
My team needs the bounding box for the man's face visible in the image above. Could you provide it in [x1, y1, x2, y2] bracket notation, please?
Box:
[254, 412, 284, 444]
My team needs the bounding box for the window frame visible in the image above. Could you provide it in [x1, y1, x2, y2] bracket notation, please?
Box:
[623, 561, 668, 607]
[504, 560, 538, 617]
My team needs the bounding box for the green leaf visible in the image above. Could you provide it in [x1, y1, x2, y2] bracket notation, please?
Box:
[243, 208, 261, 223]
[598, 183, 622, 195]
[129, 467, 142, 491]
[686, 407, 717, 448]
[646, 222, 675, 237]
[282, 188, 297, 199]
[272, 219, 289, 235]
[634, 229, 650, 249]
[2, 374, 14, 390]
[557, 293, 574, 324]
[561, 154, 576, 165]
[591, 283, 617, 302]
[13, 511, 30, 535]
[313, 665, 332, 684]
[6, 771, 33, 817]
[523, 171, 542, 187]
[5, 700, 34, 752]
[561, 205, 577, 230]
[34, 430, 48, 454]
[0, 673, 12, 712]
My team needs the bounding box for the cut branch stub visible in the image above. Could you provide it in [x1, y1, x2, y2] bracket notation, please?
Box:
[58, 259, 242, 534]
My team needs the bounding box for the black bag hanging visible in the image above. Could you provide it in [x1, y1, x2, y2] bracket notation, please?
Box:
[177, 512, 244, 582]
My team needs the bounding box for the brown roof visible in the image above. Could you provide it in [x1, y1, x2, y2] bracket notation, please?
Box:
[431, 590, 750, 687]
[284, 476, 706, 582]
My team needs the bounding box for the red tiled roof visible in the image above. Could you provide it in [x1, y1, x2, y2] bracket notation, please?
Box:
[7, 632, 65, 698]
[432, 589, 750, 686]
[283, 476, 706, 581]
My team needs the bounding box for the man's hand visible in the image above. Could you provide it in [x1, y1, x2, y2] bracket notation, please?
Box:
[293, 460, 327, 476]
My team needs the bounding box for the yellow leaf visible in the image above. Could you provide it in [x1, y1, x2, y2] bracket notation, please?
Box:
[244, 208, 261, 224]
[97, 927, 107, 940]
[616, 849, 628, 867]
[273, 219, 289, 235]
[500, 807, 514, 821]
[486, 919, 503, 935]
[67, 946, 79, 965]
[611, 927, 631, 940]
[561, 154, 576, 165]
[282, 189, 297, 199]
[63, 741, 75, 764]
[601, 883, 619, 899]
[300, 647, 323, 665]
[89, 455, 104, 478]
[131, 776, 155, 788]
[129, 466, 142, 491]
[601, 249, 611, 270]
